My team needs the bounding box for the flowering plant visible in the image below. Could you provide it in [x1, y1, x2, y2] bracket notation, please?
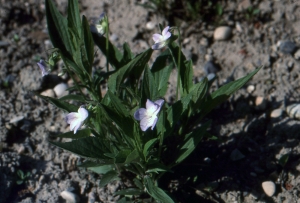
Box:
[36, 0, 261, 202]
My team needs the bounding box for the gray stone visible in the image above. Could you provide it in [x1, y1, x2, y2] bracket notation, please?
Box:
[279, 41, 297, 54]
[204, 61, 220, 74]
[230, 149, 245, 161]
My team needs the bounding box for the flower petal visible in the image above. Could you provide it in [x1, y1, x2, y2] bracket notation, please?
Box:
[70, 118, 81, 131]
[37, 60, 49, 77]
[65, 112, 79, 124]
[163, 31, 171, 40]
[162, 26, 170, 36]
[140, 115, 157, 131]
[146, 99, 159, 115]
[134, 108, 147, 121]
[152, 33, 163, 43]
[78, 107, 89, 121]
[151, 41, 166, 50]
[150, 117, 158, 130]
[73, 121, 83, 134]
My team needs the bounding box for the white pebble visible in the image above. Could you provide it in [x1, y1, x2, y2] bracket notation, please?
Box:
[60, 191, 79, 203]
[214, 26, 232, 41]
[270, 109, 283, 118]
[262, 181, 276, 197]
[146, 21, 155, 30]
[40, 89, 55, 98]
[53, 83, 68, 98]
[286, 103, 300, 120]
[247, 85, 255, 94]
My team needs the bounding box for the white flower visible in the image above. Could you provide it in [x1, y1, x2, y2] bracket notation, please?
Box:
[65, 106, 88, 134]
[37, 60, 49, 77]
[151, 26, 171, 50]
[90, 13, 107, 36]
[134, 99, 164, 131]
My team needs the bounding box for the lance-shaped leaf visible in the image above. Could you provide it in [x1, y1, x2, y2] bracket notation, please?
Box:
[67, 0, 82, 39]
[144, 176, 174, 203]
[198, 67, 261, 120]
[45, 0, 73, 57]
[49, 137, 110, 159]
[82, 15, 94, 74]
[92, 33, 123, 69]
[108, 49, 153, 93]
[141, 67, 158, 103]
[99, 170, 120, 187]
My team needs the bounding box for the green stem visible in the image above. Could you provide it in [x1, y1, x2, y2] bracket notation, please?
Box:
[176, 27, 181, 101]
[105, 16, 109, 73]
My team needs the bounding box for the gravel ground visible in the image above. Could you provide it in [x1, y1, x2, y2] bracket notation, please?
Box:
[1, 0, 300, 202]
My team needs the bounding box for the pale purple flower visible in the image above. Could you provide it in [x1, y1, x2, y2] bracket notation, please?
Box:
[37, 60, 49, 77]
[134, 99, 164, 131]
[65, 106, 88, 134]
[90, 13, 107, 36]
[152, 26, 171, 50]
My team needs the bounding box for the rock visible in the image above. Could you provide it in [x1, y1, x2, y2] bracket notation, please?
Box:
[40, 89, 55, 98]
[53, 83, 68, 98]
[247, 85, 255, 94]
[214, 26, 232, 41]
[230, 149, 245, 161]
[9, 116, 24, 123]
[255, 96, 267, 110]
[200, 37, 209, 47]
[294, 49, 300, 60]
[262, 181, 276, 197]
[270, 109, 283, 118]
[286, 103, 300, 120]
[0, 41, 10, 47]
[146, 21, 155, 30]
[60, 191, 79, 203]
[204, 61, 220, 74]
[279, 41, 297, 54]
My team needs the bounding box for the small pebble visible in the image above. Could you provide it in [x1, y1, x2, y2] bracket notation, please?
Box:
[214, 26, 232, 41]
[270, 109, 283, 118]
[204, 61, 220, 74]
[262, 181, 276, 197]
[200, 37, 209, 47]
[204, 157, 211, 163]
[53, 83, 68, 98]
[255, 96, 267, 110]
[279, 41, 297, 54]
[17, 145, 25, 154]
[294, 49, 300, 60]
[247, 85, 255, 94]
[41, 89, 55, 98]
[286, 103, 300, 120]
[60, 191, 79, 203]
[230, 149, 245, 161]
[146, 21, 155, 30]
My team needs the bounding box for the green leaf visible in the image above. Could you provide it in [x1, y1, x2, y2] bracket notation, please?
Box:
[168, 42, 192, 95]
[175, 121, 210, 164]
[53, 128, 91, 139]
[17, 170, 24, 178]
[49, 137, 110, 159]
[124, 149, 140, 164]
[88, 165, 114, 175]
[115, 188, 143, 195]
[114, 149, 131, 164]
[152, 64, 172, 97]
[92, 33, 123, 69]
[122, 42, 134, 64]
[142, 66, 157, 102]
[16, 180, 23, 185]
[189, 78, 209, 111]
[143, 138, 157, 158]
[45, 0, 73, 56]
[99, 170, 120, 187]
[199, 67, 261, 120]
[82, 15, 94, 74]
[279, 154, 289, 167]
[67, 0, 82, 39]
[107, 48, 153, 93]
[144, 176, 174, 203]
[34, 92, 78, 112]
[59, 94, 87, 102]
